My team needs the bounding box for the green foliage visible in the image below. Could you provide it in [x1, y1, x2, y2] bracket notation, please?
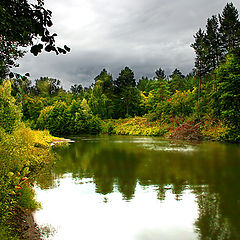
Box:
[86, 115, 103, 134]
[34, 77, 62, 97]
[0, 127, 56, 239]
[169, 69, 186, 94]
[213, 50, 240, 142]
[22, 95, 45, 123]
[89, 80, 114, 119]
[147, 78, 170, 110]
[36, 99, 103, 136]
[37, 101, 71, 136]
[152, 88, 197, 121]
[0, 81, 21, 133]
[109, 117, 169, 137]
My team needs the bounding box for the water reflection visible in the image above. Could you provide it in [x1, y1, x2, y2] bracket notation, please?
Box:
[35, 136, 240, 240]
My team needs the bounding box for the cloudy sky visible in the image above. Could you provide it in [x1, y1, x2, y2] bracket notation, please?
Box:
[15, 0, 240, 89]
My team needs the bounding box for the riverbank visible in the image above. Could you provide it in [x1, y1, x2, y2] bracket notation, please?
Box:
[0, 127, 68, 240]
[103, 117, 228, 141]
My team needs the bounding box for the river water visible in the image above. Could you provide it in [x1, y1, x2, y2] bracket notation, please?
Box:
[34, 136, 240, 240]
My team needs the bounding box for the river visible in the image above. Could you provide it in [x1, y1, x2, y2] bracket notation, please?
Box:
[34, 135, 240, 240]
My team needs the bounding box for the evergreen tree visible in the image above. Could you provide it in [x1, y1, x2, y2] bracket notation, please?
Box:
[114, 67, 136, 92]
[155, 67, 166, 79]
[70, 84, 84, 96]
[219, 3, 240, 54]
[137, 76, 155, 95]
[114, 67, 138, 117]
[94, 69, 114, 97]
[149, 77, 169, 108]
[169, 69, 186, 94]
[205, 15, 222, 70]
[191, 28, 209, 76]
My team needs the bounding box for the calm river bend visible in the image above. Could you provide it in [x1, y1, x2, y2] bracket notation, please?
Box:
[34, 135, 240, 240]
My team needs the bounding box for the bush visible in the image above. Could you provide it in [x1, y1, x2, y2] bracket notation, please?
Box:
[0, 81, 22, 133]
[169, 121, 203, 140]
[36, 100, 104, 135]
[85, 115, 103, 134]
[153, 88, 197, 122]
[0, 127, 55, 239]
[37, 101, 71, 136]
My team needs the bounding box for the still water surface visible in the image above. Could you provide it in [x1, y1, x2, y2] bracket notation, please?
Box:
[35, 136, 240, 240]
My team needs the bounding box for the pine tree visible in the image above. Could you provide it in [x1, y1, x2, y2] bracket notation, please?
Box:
[155, 68, 166, 80]
[205, 15, 222, 70]
[114, 67, 136, 92]
[219, 3, 240, 54]
[191, 28, 209, 76]
[169, 69, 186, 94]
[94, 69, 114, 96]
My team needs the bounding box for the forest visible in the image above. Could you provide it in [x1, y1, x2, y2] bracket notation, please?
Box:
[0, 1, 240, 239]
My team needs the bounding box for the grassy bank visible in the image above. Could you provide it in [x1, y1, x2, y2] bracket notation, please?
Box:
[103, 117, 228, 141]
[0, 127, 67, 239]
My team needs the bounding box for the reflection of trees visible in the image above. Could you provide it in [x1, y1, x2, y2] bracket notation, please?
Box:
[195, 192, 231, 240]
[193, 153, 240, 240]
[46, 137, 240, 239]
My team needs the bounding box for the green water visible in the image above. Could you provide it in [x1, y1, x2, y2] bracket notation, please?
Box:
[35, 136, 240, 240]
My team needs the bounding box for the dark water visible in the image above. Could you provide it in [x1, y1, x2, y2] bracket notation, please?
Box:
[35, 136, 240, 240]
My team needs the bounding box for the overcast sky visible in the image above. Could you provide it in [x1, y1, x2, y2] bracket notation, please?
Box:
[15, 0, 240, 89]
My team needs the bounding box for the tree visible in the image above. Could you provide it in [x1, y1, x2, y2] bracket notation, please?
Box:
[114, 67, 136, 92]
[149, 77, 169, 108]
[114, 67, 138, 117]
[94, 69, 114, 96]
[11, 76, 32, 98]
[70, 84, 84, 96]
[213, 49, 240, 142]
[137, 77, 155, 95]
[0, 0, 70, 77]
[89, 80, 114, 119]
[205, 15, 222, 70]
[0, 81, 22, 132]
[191, 29, 209, 99]
[191, 28, 209, 76]
[169, 69, 186, 94]
[0, 36, 24, 79]
[34, 77, 62, 97]
[219, 3, 240, 54]
[155, 67, 166, 79]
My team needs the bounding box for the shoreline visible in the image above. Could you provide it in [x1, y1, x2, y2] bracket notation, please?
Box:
[21, 211, 42, 240]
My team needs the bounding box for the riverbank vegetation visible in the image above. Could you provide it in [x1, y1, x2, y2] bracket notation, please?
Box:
[0, 81, 67, 239]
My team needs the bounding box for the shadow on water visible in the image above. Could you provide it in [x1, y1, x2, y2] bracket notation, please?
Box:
[37, 135, 240, 240]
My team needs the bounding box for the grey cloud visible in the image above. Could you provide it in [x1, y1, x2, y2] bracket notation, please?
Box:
[14, 0, 240, 89]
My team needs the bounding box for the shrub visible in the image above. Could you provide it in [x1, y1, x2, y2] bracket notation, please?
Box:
[0, 127, 55, 239]
[169, 121, 203, 140]
[37, 101, 71, 136]
[153, 88, 197, 122]
[0, 81, 22, 133]
[85, 115, 103, 134]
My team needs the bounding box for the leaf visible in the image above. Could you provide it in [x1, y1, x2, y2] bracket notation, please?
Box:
[64, 45, 71, 52]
